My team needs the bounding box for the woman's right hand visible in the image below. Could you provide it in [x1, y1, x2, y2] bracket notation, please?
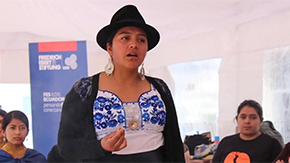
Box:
[101, 128, 127, 152]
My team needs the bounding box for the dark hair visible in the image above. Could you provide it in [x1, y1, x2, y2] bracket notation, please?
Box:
[0, 109, 7, 118]
[2, 110, 29, 131]
[236, 99, 263, 121]
[105, 27, 148, 50]
[106, 28, 119, 47]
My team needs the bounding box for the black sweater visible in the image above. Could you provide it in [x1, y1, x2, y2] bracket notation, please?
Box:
[57, 73, 185, 162]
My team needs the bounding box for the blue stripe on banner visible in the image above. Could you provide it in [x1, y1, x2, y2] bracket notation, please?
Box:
[29, 41, 88, 157]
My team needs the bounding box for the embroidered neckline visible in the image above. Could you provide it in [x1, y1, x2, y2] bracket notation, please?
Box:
[98, 84, 154, 103]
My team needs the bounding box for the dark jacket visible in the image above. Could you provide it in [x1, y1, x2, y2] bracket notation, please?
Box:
[57, 73, 185, 162]
[259, 121, 285, 147]
[47, 144, 68, 163]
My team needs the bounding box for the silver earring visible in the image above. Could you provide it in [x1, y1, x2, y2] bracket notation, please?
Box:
[105, 57, 114, 76]
[139, 63, 145, 80]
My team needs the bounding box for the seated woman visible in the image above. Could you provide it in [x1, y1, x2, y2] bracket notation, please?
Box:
[0, 109, 7, 148]
[274, 141, 290, 163]
[213, 100, 282, 163]
[0, 110, 47, 162]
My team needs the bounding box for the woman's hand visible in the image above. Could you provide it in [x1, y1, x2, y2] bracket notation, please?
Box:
[101, 128, 127, 152]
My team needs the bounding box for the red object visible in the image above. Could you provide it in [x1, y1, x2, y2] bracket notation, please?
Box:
[38, 41, 77, 52]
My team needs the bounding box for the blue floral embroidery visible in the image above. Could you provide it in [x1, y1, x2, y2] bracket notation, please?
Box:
[150, 117, 159, 124]
[142, 113, 150, 121]
[93, 91, 125, 130]
[94, 113, 103, 120]
[140, 91, 166, 127]
[100, 122, 107, 128]
[118, 115, 125, 123]
[93, 85, 166, 135]
[112, 103, 122, 110]
[108, 119, 118, 127]
[157, 110, 166, 125]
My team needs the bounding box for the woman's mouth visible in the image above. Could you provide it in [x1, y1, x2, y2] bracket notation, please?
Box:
[127, 53, 138, 57]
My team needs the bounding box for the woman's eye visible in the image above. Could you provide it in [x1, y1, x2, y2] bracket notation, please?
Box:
[121, 37, 129, 40]
[139, 39, 146, 43]
[250, 116, 257, 120]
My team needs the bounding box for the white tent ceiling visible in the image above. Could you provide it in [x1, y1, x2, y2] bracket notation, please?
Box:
[1, 0, 289, 51]
[1, 0, 290, 139]
[1, 0, 290, 83]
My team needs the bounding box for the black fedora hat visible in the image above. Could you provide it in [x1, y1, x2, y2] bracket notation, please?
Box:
[96, 5, 160, 51]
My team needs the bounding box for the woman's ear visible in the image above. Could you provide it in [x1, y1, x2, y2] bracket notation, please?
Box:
[1, 129, 5, 138]
[107, 43, 112, 56]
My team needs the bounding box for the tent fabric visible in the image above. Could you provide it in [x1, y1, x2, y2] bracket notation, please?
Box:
[1, 0, 290, 141]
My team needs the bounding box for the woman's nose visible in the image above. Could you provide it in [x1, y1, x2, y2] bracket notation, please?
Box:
[15, 128, 20, 134]
[129, 40, 138, 49]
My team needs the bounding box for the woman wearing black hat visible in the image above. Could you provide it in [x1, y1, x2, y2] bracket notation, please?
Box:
[57, 4, 184, 162]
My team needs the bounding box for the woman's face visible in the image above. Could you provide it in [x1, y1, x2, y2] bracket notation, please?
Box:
[2, 118, 28, 146]
[237, 106, 262, 138]
[107, 26, 148, 71]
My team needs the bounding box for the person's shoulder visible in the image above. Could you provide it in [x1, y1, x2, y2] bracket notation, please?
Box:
[26, 148, 44, 155]
[259, 133, 281, 144]
[0, 149, 12, 160]
[72, 73, 100, 100]
[260, 132, 275, 139]
[224, 133, 239, 139]
[146, 75, 164, 83]
[73, 75, 94, 89]
[26, 148, 47, 160]
[146, 75, 170, 92]
[0, 148, 7, 155]
[220, 133, 239, 143]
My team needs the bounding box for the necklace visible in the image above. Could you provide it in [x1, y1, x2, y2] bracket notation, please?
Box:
[2, 144, 27, 158]
[0, 141, 5, 148]
[128, 117, 138, 130]
[125, 104, 141, 130]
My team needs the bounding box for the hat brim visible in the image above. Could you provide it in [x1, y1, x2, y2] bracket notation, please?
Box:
[96, 21, 160, 51]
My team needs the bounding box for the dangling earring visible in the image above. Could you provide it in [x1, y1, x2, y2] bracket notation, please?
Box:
[105, 57, 114, 76]
[139, 63, 145, 80]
